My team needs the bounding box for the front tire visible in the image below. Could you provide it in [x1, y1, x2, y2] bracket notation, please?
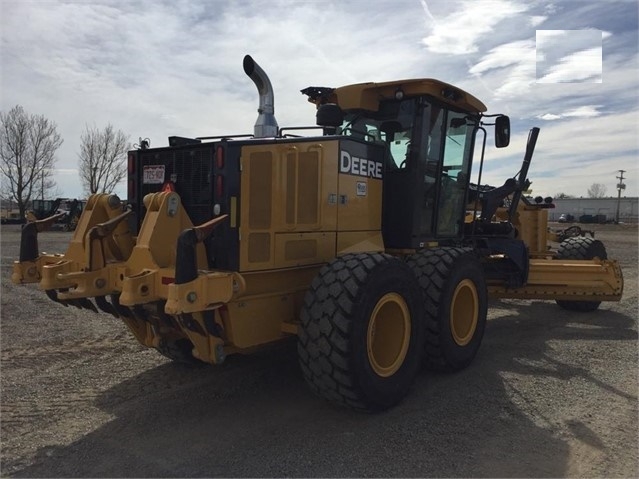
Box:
[298, 253, 424, 411]
[407, 247, 488, 372]
[555, 237, 607, 312]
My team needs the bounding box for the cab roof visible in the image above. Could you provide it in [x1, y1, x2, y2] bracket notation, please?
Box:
[304, 78, 487, 114]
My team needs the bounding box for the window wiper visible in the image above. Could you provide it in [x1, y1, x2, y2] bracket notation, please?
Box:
[447, 135, 462, 146]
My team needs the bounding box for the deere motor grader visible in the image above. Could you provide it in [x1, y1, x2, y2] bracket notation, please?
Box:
[13, 55, 623, 411]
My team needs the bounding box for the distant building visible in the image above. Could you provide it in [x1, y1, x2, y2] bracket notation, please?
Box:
[550, 197, 638, 223]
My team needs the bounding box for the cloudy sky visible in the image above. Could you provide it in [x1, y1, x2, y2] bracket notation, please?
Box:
[1, 0, 637, 199]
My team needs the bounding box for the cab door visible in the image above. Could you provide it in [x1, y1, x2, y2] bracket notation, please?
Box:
[434, 110, 474, 237]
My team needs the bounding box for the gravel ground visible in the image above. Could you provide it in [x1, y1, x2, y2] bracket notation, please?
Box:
[1, 222, 637, 478]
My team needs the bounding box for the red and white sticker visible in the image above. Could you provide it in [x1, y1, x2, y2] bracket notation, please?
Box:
[143, 165, 165, 184]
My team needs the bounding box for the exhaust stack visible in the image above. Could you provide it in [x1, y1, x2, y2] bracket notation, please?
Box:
[243, 55, 278, 138]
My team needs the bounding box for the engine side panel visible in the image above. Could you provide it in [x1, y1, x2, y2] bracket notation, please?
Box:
[238, 138, 384, 272]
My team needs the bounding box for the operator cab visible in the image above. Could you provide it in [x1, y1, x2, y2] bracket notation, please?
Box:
[332, 97, 480, 249]
[306, 79, 510, 250]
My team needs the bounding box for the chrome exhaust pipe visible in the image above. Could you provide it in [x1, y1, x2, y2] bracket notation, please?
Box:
[243, 55, 278, 138]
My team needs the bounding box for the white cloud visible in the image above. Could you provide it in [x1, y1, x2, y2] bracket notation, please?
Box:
[562, 105, 602, 117]
[536, 29, 568, 47]
[537, 105, 602, 120]
[420, 0, 436, 21]
[537, 47, 603, 83]
[493, 45, 537, 99]
[470, 40, 535, 75]
[466, 38, 539, 102]
[530, 16, 547, 27]
[422, 0, 529, 55]
[544, 3, 559, 15]
[538, 113, 562, 120]
[536, 29, 605, 83]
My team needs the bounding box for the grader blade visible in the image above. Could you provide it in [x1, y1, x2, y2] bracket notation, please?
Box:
[488, 257, 623, 301]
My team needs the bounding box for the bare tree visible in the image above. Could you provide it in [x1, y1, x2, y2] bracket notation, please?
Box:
[587, 183, 607, 198]
[34, 167, 61, 200]
[78, 124, 130, 195]
[0, 105, 63, 219]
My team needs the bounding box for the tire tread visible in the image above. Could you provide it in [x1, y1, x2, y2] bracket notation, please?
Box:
[556, 237, 607, 312]
[298, 253, 419, 410]
[407, 247, 485, 371]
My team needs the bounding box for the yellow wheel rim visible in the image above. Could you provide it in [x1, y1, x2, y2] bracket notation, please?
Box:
[367, 293, 411, 377]
[450, 279, 479, 346]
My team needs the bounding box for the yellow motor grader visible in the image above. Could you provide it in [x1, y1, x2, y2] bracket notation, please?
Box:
[13, 55, 623, 411]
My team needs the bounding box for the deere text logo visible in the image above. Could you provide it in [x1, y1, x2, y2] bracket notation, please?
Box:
[340, 151, 382, 179]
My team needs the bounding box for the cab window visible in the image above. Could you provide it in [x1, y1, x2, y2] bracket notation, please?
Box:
[338, 100, 417, 169]
[436, 110, 474, 236]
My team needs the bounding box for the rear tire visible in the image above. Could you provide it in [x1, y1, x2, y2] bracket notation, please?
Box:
[407, 247, 488, 372]
[555, 237, 607, 312]
[298, 253, 424, 411]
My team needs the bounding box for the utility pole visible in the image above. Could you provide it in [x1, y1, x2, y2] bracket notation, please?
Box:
[615, 170, 626, 223]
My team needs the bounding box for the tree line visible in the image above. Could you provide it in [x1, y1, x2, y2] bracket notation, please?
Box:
[0, 105, 129, 219]
[556, 183, 610, 199]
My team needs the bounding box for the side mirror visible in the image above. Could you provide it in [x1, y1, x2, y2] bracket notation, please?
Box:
[495, 115, 510, 148]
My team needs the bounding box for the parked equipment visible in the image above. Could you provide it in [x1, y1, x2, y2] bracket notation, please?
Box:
[12, 56, 623, 410]
[26, 198, 84, 231]
[27, 198, 64, 222]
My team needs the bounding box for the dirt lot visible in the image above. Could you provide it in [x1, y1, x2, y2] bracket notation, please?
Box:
[0, 223, 637, 477]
